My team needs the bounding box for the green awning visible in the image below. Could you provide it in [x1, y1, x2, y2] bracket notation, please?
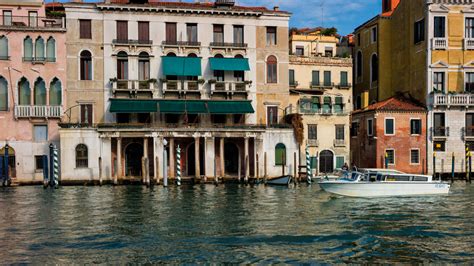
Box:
[209, 58, 250, 71]
[207, 101, 254, 114]
[162, 56, 202, 76]
[158, 100, 207, 114]
[110, 99, 158, 113]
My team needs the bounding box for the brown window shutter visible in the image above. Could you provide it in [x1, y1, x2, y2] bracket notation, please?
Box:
[138, 21, 149, 42]
[117, 21, 128, 41]
[166, 23, 176, 42]
[80, 20, 92, 39]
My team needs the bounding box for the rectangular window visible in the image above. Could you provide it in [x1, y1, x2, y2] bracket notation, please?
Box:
[325, 46, 333, 57]
[322, 97, 332, 114]
[116, 21, 128, 41]
[385, 118, 395, 135]
[334, 97, 344, 114]
[267, 106, 278, 125]
[79, 19, 92, 39]
[324, 71, 332, 87]
[80, 104, 93, 125]
[186, 23, 198, 43]
[289, 69, 295, 86]
[340, 71, 348, 86]
[467, 113, 474, 137]
[213, 24, 224, 43]
[308, 124, 317, 140]
[433, 72, 445, 93]
[434, 141, 445, 152]
[295, 46, 304, 56]
[310, 156, 317, 170]
[410, 149, 420, 164]
[138, 21, 149, 42]
[410, 119, 422, 135]
[386, 149, 395, 165]
[466, 18, 474, 39]
[367, 118, 374, 136]
[311, 71, 320, 86]
[414, 19, 425, 44]
[28, 11, 37, 27]
[34, 125, 48, 142]
[336, 156, 345, 169]
[351, 122, 359, 137]
[466, 72, 474, 92]
[371, 27, 377, 43]
[266, 26, 277, 45]
[336, 125, 345, 140]
[434, 113, 446, 137]
[3, 10, 12, 26]
[35, 155, 44, 171]
[434, 16, 446, 38]
[233, 25, 244, 44]
[166, 22, 177, 43]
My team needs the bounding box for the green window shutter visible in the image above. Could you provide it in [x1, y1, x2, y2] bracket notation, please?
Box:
[340, 71, 348, 85]
[312, 71, 319, 86]
[289, 69, 295, 85]
[324, 71, 331, 86]
[0, 36, 8, 58]
[35, 37, 45, 59]
[0, 77, 7, 111]
[336, 156, 344, 169]
[19, 79, 31, 105]
[46, 37, 55, 61]
[49, 79, 62, 106]
[24, 37, 33, 60]
[34, 79, 46, 106]
[310, 156, 318, 169]
[275, 143, 286, 166]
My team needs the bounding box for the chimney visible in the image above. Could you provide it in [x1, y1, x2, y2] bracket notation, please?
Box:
[273, 6, 279, 11]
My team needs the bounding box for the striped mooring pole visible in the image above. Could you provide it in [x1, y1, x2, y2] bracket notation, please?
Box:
[176, 145, 181, 186]
[49, 143, 59, 189]
[306, 145, 311, 184]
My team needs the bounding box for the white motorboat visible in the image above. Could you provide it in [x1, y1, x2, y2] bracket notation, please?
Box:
[318, 171, 450, 197]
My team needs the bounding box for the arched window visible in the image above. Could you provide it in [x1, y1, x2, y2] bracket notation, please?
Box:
[0, 76, 8, 111]
[35, 36, 45, 60]
[80, 50, 92, 80]
[117, 51, 128, 80]
[166, 52, 176, 57]
[319, 150, 334, 173]
[0, 36, 8, 59]
[46, 37, 56, 62]
[34, 78, 46, 105]
[234, 54, 245, 82]
[138, 52, 150, 81]
[24, 37, 33, 61]
[49, 78, 62, 106]
[75, 144, 88, 168]
[188, 53, 197, 57]
[371, 54, 378, 82]
[18, 77, 31, 105]
[275, 143, 286, 166]
[356, 51, 362, 78]
[267, 55, 277, 83]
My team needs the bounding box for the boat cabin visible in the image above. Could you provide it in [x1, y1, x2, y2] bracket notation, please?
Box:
[375, 173, 433, 182]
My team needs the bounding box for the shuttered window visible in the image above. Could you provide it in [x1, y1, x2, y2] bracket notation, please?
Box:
[80, 104, 93, 125]
[0, 36, 8, 59]
[186, 23, 198, 43]
[80, 50, 92, 80]
[312, 71, 320, 86]
[0, 77, 7, 111]
[324, 71, 331, 86]
[213, 24, 224, 43]
[138, 21, 149, 42]
[34, 78, 46, 106]
[340, 71, 348, 86]
[79, 20, 92, 39]
[267, 56, 277, 83]
[76, 144, 88, 168]
[233, 25, 244, 44]
[308, 124, 317, 140]
[166, 23, 177, 43]
[116, 21, 128, 41]
[18, 78, 31, 105]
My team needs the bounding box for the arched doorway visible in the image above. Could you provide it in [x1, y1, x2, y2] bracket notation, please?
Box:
[187, 141, 205, 177]
[0, 145, 16, 178]
[224, 142, 239, 176]
[125, 143, 143, 177]
[319, 150, 334, 173]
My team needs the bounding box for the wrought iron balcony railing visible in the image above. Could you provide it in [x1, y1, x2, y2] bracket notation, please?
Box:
[0, 15, 65, 29]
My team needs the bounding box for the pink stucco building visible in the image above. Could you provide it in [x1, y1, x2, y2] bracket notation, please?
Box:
[0, 0, 66, 183]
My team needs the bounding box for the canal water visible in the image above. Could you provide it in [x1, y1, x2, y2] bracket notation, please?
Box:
[0, 183, 473, 264]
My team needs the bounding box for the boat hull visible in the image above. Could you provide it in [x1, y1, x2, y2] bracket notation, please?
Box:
[266, 176, 292, 186]
[318, 182, 450, 197]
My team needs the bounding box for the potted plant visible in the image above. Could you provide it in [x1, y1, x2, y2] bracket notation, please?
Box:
[109, 77, 118, 82]
[159, 78, 168, 83]
[198, 78, 206, 84]
[208, 79, 217, 84]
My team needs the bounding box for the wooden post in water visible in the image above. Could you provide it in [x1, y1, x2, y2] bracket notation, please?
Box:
[214, 158, 218, 185]
[245, 155, 249, 184]
[293, 152, 297, 185]
[433, 152, 437, 180]
[451, 153, 455, 183]
[469, 152, 472, 183]
[264, 152, 267, 182]
[256, 154, 260, 183]
[156, 156, 160, 186]
[238, 154, 241, 183]
[99, 157, 103, 186]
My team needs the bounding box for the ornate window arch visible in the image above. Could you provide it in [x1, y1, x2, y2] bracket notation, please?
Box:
[267, 55, 277, 83]
[80, 50, 92, 80]
[75, 144, 88, 168]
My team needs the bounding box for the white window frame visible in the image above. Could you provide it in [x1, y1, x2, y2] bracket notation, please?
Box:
[410, 118, 422, 136]
[266, 105, 279, 126]
[370, 26, 377, 44]
[385, 149, 395, 166]
[367, 118, 374, 137]
[410, 148, 420, 165]
[384, 117, 395, 136]
[78, 49, 94, 81]
[464, 14, 474, 39]
[465, 72, 474, 92]
[432, 71, 446, 93]
[433, 15, 447, 38]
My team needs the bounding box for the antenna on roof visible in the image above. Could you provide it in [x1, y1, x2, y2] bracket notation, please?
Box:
[320, 0, 325, 28]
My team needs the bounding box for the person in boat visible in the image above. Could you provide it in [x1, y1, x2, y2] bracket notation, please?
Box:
[351, 162, 358, 172]
[342, 163, 349, 171]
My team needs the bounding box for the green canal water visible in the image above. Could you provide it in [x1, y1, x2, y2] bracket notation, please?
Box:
[0, 183, 473, 264]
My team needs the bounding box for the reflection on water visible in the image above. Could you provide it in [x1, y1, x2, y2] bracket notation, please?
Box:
[0, 183, 473, 263]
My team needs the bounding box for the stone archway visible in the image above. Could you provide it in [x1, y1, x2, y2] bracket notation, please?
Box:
[186, 141, 205, 177]
[125, 143, 143, 177]
[319, 150, 334, 174]
[0, 145, 16, 178]
[224, 142, 239, 176]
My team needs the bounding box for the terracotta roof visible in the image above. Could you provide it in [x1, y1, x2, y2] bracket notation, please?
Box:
[352, 96, 426, 115]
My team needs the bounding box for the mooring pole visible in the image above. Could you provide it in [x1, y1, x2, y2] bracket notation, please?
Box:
[264, 152, 267, 182]
[99, 157, 103, 186]
[469, 152, 472, 183]
[256, 154, 260, 183]
[176, 145, 181, 186]
[163, 149, 168, 187]
[238, 154, 241, 183]
[306, 146, 311, 184]
[52, 144, 59, 188]
[214, 157, 218, 185]
[293, 152, 297, 185]
[42, 155, 49, 188]
[4, 144, 10, 187]
[155, 156, 159, 186]
[385, 152, 388, 169]
[433, 152, 437, 180]
[451, 152, 455, 183]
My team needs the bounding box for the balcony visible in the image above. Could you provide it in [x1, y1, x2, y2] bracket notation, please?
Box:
[162, 41, 201, 48]
[307, 139, 319, 147]
[209, 81, 250, 96]
[112, 39, 153, 46]
[432, 93, 474, 107]
[289, 81, 299, 88]
[432, 38, 447, 50]
[14, 105, 62, 119]
[338, 82, 352, 90]
[334, 139, 346, 147]
[162, 80, 204, 95]
[111, 79, 155, 95]
[465, 38, 474, 50]
[310, 82, 334, 90]
[432, 127, 449, 139]
[464, 126, 474, 139]
[0, 15, 66, 31]
[210, 42, 248, 48]
[23, 57, 56, 64]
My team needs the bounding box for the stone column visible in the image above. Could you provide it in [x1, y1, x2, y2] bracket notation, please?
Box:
[253, 137, 257, 178]
[117, 137, 122, 179]
[205, 136, 215, 180]
[220, 137, 225, 177]
[143, 138, 149, 183]
[244, 137, 249, 180]
[169, 138, 175, 178]
[195, 136, 200, 177]
[143, 138, 149, 159]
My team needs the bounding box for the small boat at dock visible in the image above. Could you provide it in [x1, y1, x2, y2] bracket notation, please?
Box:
[318, 171, 450, 197]
[266, 175, 292, 186]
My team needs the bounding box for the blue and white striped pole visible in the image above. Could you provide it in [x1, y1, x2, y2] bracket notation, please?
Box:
[176, 145, 181, 186]
[50, 144, 59, 188]
[306, 145, 311, 184]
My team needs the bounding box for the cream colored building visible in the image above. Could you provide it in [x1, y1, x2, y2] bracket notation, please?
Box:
[287, 30, 352, 174]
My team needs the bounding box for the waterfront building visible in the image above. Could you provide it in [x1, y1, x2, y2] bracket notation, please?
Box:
[286, 28, 353, 174]
[350, 96, 427, 174]
[59, 0, 298, 183]
[353, 0, 474, 175]
[0, 0, 66, 183]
